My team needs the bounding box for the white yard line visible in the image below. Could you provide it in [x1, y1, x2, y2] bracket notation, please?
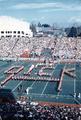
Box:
[51, 64, 58, 76]
[29, 80, 36, 88]
[0, 60, 17, 73]
[26, 80, 37, 94]
[12, 81, 22, 92]
[41, 82, 49, 96]
[41, 64, 58, 96]
[0, 65, 11, 73]
[73, 98, 81, 105]
[74, 63, 76, 95]
[54, 64, 58, 70]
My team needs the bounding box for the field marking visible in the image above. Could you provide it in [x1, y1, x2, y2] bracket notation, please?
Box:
[51, 64, 58, 76]
[0, 64, 12, 73]
[12, 81, 22, 92]
[30, 80, 36, 88]
[73, 98, 81, 105]
[73, 64, 76, 95]
[0, 60, 17, 74]
[26, 79, 37, 94]
[64, 63, 76, 95]
[41, 82, 49, 96]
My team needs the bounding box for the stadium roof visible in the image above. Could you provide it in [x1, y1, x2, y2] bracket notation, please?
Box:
[0, 16, 33, 37]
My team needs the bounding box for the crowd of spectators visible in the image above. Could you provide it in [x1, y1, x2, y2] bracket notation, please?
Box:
[0, 101, 81, 120]
[0, 36, 80, 60]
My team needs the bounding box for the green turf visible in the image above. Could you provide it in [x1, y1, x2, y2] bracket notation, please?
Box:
[0, 60, 81, 105]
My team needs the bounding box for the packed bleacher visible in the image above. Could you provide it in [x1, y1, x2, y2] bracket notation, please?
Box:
[0, 101, 81, 120]
[0, 36, 79, 59]
[0, 88, 81, 120]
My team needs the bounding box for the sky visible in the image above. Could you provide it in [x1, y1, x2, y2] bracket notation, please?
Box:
[0, 0, 81, 27]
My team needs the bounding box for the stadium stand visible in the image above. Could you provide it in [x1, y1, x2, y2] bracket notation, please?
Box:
[0, 89, 80, 120]
[0, 37, 78, 59]
[0, 99, 81, 120]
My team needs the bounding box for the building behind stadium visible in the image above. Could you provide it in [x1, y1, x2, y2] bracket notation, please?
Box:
[0, 16, 33, 38]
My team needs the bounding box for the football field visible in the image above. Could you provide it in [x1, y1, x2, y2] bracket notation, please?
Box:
[0, 60, 81, 105]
